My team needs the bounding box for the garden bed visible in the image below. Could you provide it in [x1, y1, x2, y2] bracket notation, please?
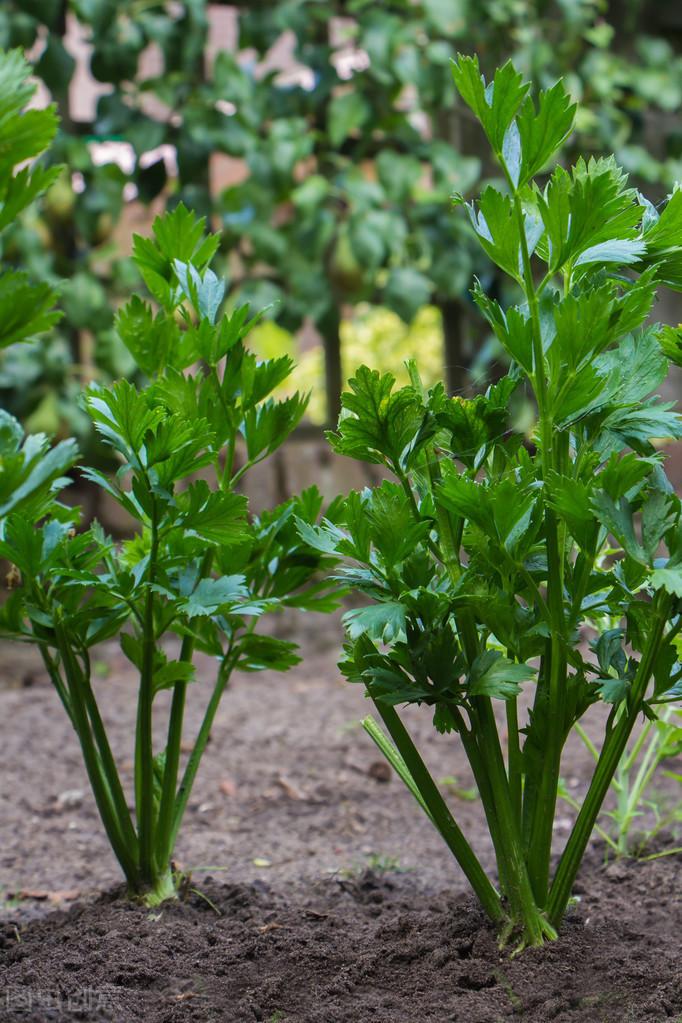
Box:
[1, 629, 681, 1023]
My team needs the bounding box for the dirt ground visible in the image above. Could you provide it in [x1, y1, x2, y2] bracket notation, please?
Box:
[1, 620, 681, 1023]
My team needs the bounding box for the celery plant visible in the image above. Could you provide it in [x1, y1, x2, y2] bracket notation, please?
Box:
[301, 57, 682, 949]
[0, 205, 340, 903]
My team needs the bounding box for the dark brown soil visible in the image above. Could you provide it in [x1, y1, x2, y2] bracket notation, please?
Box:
[1, 627, 682, 1022]
[1, 853, 681, 1023]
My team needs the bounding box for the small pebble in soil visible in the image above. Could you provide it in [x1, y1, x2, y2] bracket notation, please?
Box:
[368, 761, 392, 783]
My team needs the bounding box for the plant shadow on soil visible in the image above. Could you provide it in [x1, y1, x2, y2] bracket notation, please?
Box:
[1, 629, 682, 1022]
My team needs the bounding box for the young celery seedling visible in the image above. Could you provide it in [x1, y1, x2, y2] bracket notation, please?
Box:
[0, 205, 341, 904]
[564, 701, 682, 858]
[300, 56, 682, 950]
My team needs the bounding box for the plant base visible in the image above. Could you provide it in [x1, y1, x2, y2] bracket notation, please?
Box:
[138, 869, 178, 907]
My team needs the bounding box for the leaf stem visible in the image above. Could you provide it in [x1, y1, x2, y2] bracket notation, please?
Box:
[75, 647, 138, 855]
[136, 501, 159, 883]
[547, 594, 671, 926]
[471, 696, 550, 945]
[39, 643, 74, 728]
[169, 647, 237, 853]
[362, 715, 434, 820]
[506, 694, 522, 824]
[155, 548, 215, 869]
[508, 182, 567, 907]
[371, 699, 503, 923]
[54, 624, 139, 887]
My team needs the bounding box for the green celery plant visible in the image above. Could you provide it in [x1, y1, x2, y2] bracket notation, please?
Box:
[0, 204, 340, 904]
[300, 56, 682, 950]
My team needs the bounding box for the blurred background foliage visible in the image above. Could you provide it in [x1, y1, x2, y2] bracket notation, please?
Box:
[2, 0, 682, 448]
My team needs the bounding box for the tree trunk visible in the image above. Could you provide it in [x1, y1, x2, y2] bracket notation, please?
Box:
[320, 305, 343, 427]
[439, 298, 467, 397]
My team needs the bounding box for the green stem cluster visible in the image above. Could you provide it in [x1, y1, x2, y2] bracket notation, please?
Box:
[360, 151, 679, 949]
[39, 582, 242, 902]
[368, 476, 674, 947]
[35, 474, 247, 902]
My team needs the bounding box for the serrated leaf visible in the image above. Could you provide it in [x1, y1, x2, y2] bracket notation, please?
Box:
[516, 80, 576, 186]
[473, 284, 534, 373]
[243, 354, 296, 408]
[0, 515, 52, 578]
[598, 676, 630, 704]
[343, 602, 406, 643]
[598, 452, 653, 501]
[85, 381, 165, 464]
[152, 203, 217, 267]
[537, 158, 642, 273]
[551, 286, 614, 369]
[452, 55, 529, 155]
[115, 296, 179, 377]
[491, 480, 540, 555]
[463, 186, 526, 282]
[174, 260, 226, 324]
[144, 414, 215, 485]
[178, 575, 250, 618]
[0, 51, 59, 185]
[591, 491, 647, 563]
[0, 270, 60, 349]
[0, 436, 78, 518]
[574, 238, 646, 268]
[0, 163, 62, 233]
[132, 203, 219, 309]
[613, 269, 657, 337]
[174, 481, 248, 546]
[364, 480, 432, 567]
[657, 325, 682, 367]
[242, 393, 308, 461]
[468, 650, 533, 700]
[0, 410, 23, 455]
[650, 565, 682, 598]
[328, 366, 424, 467]
[595, 403, 682, 456]
[0, 107, 59, 172]
[79, 467, 143, 522]
[641, 492, 678, 562]
[596, 329, 669, 407]
[294, 517, 345, 556]
[593, 629, 627, 676]
[153, 660, 196, 694]
[236, 634, 301, 672]
[435, 377, 515, 468]
[553, 364, 604, 426]
[191, 305, 267, 369]
[0, 49, 36, 120]
[436, 469, 493, 534]
[642, 188, 682, 250]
